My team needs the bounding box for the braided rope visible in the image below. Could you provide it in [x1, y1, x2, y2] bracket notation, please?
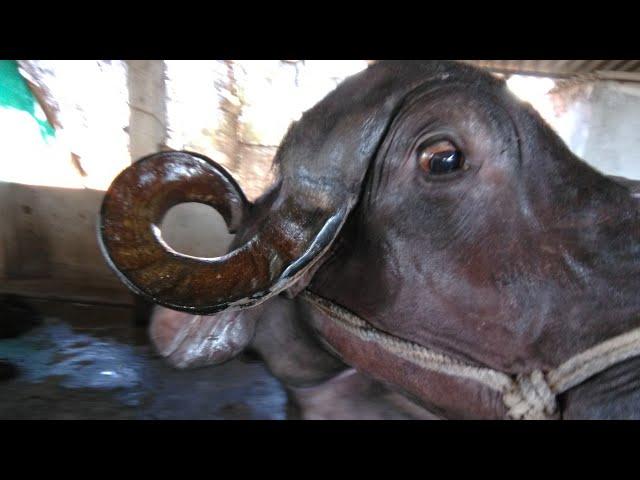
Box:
[547, 325, 640, 394]
[300, 290, 515, 392]
[503, 371, 558, 420]
[300, 290, 640, 420]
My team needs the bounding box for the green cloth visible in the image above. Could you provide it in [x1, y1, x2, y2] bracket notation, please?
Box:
[0, 60, 55, 140]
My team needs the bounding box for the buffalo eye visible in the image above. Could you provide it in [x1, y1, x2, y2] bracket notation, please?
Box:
[418, 140, 465, 175]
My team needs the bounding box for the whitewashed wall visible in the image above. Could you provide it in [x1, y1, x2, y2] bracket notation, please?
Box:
[550, 81, 640, 180]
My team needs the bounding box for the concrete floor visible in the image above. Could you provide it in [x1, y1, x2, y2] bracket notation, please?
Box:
[0, 298, 289, 420]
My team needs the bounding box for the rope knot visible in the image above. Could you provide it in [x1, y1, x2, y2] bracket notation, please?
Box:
[503, 370, 559, 420]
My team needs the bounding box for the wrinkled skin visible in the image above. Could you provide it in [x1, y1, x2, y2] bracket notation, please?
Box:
[103, 61, 640, 419]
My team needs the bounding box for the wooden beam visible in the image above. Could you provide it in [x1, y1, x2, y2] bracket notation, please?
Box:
[125, 60, 168, 163]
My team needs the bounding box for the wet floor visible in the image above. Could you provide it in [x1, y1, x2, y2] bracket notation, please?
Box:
[0, 298, 289, 419]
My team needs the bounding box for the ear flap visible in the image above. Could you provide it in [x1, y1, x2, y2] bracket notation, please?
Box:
[150, 305, 263, 369]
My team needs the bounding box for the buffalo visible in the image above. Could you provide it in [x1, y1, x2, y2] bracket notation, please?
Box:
[99, 60, 640, 419]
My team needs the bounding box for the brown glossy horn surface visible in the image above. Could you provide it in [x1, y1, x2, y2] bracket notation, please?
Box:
[99, 150, 349, 314]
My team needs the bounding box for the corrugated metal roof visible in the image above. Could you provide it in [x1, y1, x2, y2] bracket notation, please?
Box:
[464, 60, 640, 80]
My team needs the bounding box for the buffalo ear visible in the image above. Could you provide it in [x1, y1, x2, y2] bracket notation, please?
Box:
[150, 305, 263, 369]
[283, 253, 329, 299]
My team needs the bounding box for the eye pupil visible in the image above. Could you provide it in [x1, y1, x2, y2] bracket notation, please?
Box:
[417, 141, 465, 176]
[430, 150, 462, 174]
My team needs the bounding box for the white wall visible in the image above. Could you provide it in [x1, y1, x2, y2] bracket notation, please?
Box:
[551, 80, 640, 180]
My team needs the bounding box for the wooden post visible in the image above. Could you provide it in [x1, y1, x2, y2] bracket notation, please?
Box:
[126, 60, 168, 162]
[125, 60, 168, 325]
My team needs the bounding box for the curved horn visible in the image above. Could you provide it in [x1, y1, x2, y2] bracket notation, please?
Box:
[99, 150, 351, 314]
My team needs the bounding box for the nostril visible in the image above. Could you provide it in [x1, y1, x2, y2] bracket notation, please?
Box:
[159, 202, 234, 258]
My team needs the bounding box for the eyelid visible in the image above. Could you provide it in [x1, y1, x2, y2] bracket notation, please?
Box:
[417, 141, 460, 164]
[416, 133, 462, 155]
[421, 141, 457, 156]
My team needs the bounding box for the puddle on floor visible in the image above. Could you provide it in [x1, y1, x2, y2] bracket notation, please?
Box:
[0, 300, 288, 419]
